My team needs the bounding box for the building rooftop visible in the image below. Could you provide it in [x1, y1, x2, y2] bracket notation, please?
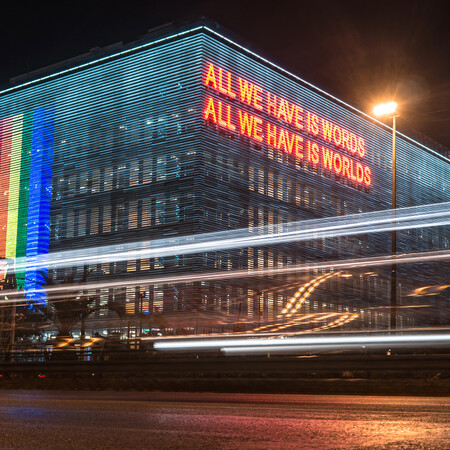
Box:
[4, 17, 450, 162]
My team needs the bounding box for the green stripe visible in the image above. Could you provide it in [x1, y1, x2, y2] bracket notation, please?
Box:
[14, 112, 33, 290]
[16, 111, 33, 259]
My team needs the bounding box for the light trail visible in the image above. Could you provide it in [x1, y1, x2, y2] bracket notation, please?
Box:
[5, 201, 450, 274]
[280, 272, 341, 317]
[221, 339, 450, 355]
[152, 332, 450, 353]
[1, 248, 449, 303]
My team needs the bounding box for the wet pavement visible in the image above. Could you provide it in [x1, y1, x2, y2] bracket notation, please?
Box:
[0, 391, 449, 448]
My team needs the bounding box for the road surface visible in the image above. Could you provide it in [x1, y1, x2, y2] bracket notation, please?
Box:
[0, 391, 449, 448]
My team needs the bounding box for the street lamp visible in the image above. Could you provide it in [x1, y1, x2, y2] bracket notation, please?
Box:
[373, 101, 398, 330]
[139, 292, 145, 337]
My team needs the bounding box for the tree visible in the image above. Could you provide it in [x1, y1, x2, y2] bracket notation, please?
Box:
[35, 266, 100, 338]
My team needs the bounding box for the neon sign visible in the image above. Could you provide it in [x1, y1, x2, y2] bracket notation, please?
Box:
[203, 63, 372, 187]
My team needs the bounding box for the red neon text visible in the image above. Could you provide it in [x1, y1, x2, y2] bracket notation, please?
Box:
[204, 97, 235, 131]
[321, 119, 365, 158]
[203, 63, 373, 188]
[238, 78, 263, 110]
[266, 92, 303, 130]
[238, 110, 263, 141]
[204, 63, 236, 99]
[321, 147, 371, 186]
[266, 123, 304, 158]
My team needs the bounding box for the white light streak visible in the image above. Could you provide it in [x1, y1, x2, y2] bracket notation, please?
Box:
[153, 333, 450, 353]
[1, 248, 449, 303]
[6, 202, 450, 275]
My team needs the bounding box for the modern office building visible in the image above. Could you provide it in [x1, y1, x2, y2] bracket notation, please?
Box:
[1, 20, 449, 337]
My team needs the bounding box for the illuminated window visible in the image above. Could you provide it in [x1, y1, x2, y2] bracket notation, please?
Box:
[277, 254, 283, 268]
[268, 210, 274, 234]
[215, 253, 222, 269]
[79, 172, 88, 194]
[142, 199, 151, 227]
[277, 215, 284, 234]
[92, 169, 100, 193]
[258, 168, 264, 194]
[295, 184, 301, 206]
[102, 205, 111, 233]
[249, 166, 255, 191]
[258, 208, 264, 234]
[104, 166, 113, 191]
[116, 165, 128, 189]
[248, 206, 255, 232]
[153, 288, 163, 312]
[99, 290, 109, 306]
[258, 249, 264, 269]
[268, 292, 273, 317]
[268, 171, 274, 197]
[129, 160, 140, 186]
[67, 175, 76, 198]
[101, 263, 110, 275]
[247, 289, 254, 316]
[127, 260, 136, 272]
[129, 201, 138, 229]
[126, 287, 135, 315]
[277, 174, 283, 200]
[286, 178, 292, 203]
[89, 207, 99, 235]
[156, 156, 166, 181]
[268, 251, 274, 268]
[143, 158, 152, 183]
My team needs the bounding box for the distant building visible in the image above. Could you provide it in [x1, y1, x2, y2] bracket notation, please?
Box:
[0, 20, 449, 337]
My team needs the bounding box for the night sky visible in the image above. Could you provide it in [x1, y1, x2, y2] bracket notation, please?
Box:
[1, 0, 449, 148]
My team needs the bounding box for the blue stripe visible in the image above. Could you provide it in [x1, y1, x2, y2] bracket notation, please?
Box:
[25, 106, 55, 305]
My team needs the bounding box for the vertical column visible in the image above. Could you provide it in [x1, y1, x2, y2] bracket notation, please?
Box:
[14, 112, 33, 289]
[25, 107, 55, 305]
[5, 114, 24, 259]
[16, 112, 34, 258]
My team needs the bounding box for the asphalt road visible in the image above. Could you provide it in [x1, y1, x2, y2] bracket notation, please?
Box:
[0, 391, 449, 449]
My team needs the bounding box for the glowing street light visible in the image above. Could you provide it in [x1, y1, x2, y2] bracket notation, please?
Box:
[373, 101, 398, 117]
[373, 101, 399, 330]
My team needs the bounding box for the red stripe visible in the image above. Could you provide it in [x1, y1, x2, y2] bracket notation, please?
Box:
[0, 117, 13, 257]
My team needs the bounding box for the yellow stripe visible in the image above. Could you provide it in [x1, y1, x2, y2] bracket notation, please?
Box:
[5, 114, 23, 259]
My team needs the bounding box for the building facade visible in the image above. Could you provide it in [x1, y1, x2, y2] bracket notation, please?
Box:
[1, 21, 449, 337]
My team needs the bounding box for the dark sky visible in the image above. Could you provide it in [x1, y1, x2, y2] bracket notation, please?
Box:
[1, 0, 449, 148]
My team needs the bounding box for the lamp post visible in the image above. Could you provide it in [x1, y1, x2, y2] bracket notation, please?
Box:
[373, 101, 398, 330]
[139, 292, 145, 337]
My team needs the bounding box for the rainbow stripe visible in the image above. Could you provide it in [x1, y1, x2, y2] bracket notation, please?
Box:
[0, 107, 54, 303]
